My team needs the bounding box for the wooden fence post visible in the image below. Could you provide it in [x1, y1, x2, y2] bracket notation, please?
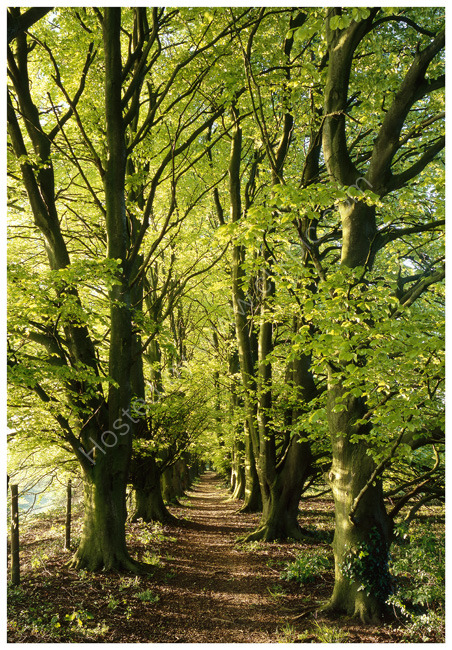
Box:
[65, 479, 72, 550]
[10, 484, 20, 585]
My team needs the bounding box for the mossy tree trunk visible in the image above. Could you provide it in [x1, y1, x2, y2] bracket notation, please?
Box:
[70, 455, 138, 571]
[324, 374, 392, 622]
[162, 462, 184, 504]
[228, 12, 321, 541]
[228, 346, 246, 501]
[228, 60, 315, 539]
[231, 437, 246, 500]
[246, 435, 312, 541]
[71, 8, 139, 571]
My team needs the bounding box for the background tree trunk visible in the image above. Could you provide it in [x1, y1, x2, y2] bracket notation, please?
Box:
[131, 456, 177, 524]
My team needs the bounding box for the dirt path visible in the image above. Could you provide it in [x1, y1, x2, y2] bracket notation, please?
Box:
[148, 471, 307, 643]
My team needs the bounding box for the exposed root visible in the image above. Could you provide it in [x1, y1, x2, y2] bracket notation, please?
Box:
[319, 598, 387, 625]
[291, 605, 321, 620]
[66, 551, 153, 574]
[318, 600, 342, 618]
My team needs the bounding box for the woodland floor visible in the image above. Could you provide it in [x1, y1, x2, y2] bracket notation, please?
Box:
[7, 472, 434, 643]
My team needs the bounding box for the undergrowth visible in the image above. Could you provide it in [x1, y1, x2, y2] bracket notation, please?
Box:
[277, 509, 445, 643]
[388, 518, 445, 642]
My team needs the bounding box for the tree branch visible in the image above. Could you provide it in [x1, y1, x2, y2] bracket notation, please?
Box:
[367, 27, 445, 193]
[7, 7, 53, 43]
[375, 219, 445, 252]
[391, 265, 445, 318]
[386, 136, 445, 194]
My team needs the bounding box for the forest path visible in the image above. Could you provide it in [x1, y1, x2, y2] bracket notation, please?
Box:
[144, 471, 307, 642]
[9, 472, 401, 643]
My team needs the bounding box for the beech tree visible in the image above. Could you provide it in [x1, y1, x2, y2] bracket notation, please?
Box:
[318, 7, 444, 621]
[212, 8, 320, 541]
[7, 6, 252, 570]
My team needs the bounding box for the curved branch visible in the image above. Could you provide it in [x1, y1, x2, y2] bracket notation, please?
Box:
[7, 7, 52, 43]
[386, 135, 445, 194]
[375, 218, 445, 252]
[367, 27, 445, 193]
[387, 446, 441, 520]
[391, 264, 445, 318]
[370, 14, 437, 37]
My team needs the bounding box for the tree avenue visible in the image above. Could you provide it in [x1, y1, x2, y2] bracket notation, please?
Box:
[8, 7, 444, 626]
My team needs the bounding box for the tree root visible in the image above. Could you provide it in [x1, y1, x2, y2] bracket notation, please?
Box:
[65, 551, 153, 574]
[319, 598, 387, 625]
[291, 604, 321, 620]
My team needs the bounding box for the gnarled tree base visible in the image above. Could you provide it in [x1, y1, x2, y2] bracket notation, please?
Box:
[67, 547, 152, 574]
[320, 594, 390, 625]
[132, 479, 179, 525]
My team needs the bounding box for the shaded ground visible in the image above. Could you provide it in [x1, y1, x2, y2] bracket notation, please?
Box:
[7, 472, 437, 642]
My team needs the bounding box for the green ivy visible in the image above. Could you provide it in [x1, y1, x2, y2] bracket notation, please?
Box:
[340, 527, 392, 601]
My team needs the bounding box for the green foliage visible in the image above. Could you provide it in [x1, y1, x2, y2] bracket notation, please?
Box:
[310, 620, 350, 643]
[64, 609, 94, 628]
[275, 623, 301, 643]
[389, 604, 445, 643]
[280, 550, 332, 584]
[275, 620, 350, 644]
[267, 584, 287, 599]
[142, 552, 162, 567]
[7, 585, 63, 639]
[391, 521, 444, 609]
[106, 596, 120, 611]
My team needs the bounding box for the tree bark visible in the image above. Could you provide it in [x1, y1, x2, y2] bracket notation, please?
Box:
[320, 9, 398, 619]
[131, 456, 177, 524]
[231, 437, 246, 500]
[323, 374, 392, 622]
[238, 421, 262, 512]
[69, 461, 141, 572]
[64, 479, 72, 551]
[10, 484, 20, 585]
[7, 9, 140, 572]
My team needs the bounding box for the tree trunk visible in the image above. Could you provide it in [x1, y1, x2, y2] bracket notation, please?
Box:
[322, 13, 395, 614]
[239, 422, 262, 512]
[323, 371, 392, 622]
[69, 459, 140, 572]
[231, 437, 245, 500]
[64, 479, 71, 551]
[161, 467, 174, 504]
[131, 455, 176, 524]
[10, 484, 20, 585]
[162, 463, 183, 504]
[242, 435, 312, 541]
